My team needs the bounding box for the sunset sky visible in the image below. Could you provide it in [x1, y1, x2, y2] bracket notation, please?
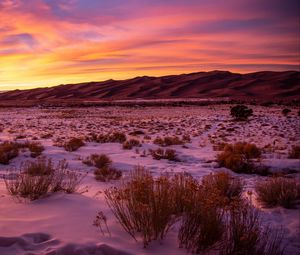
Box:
[0, 0, 299, 90]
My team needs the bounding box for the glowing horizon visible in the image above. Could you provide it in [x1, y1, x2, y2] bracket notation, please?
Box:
[0, 0, 299, 90]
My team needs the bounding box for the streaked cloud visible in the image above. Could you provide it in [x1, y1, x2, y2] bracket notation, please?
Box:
[0, 0, 299, 90]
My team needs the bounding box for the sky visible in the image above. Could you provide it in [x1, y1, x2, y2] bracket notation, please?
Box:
[0, 0, 299, 90]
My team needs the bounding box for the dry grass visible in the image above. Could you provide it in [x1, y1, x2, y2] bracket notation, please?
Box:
[123, 139, 141, 150]
[217, 142, 262, 174]
[104, 166, 178, 247]
[83, 154, 112, 168]
[88, 132, 126, 143]
[94, 166, 122, 182]
[288, 145, 300, 159]
[0, 141, 19, 164]
[222, 201, 285, 255]
[149, 148, 179, 161]
[4, 157, 85, 200]
[63, 137, 85, 151]
[25, 141, 44, 158]
[153, 136, 184, 146]
[201, 171, 243, 204]
[255, 176, 300, 208]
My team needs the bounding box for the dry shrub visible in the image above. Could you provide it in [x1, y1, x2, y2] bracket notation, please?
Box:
[222, 201, 285, 255]
[88, 132, 126, 143]
[171, 173, 199, 214]
[63, 137, 85, 152]
[0, 141, 19, 164]
[4, 157, 85, 200]
[25, 141, 44, 158]
[178, 187, 225, 253]
[94, 166, 122, 182]
[201, 171, 243, 204]
[179, 173, 285, 255]
[288, 145, 300, 159]
[154, 136, 183, 146]
[123, 139, 141, 150]
[104, 166, 178, 247]
[255, 177, 300, 208]
[230, 105, 253, 121]
[83, 154, 112, 168]
[217, 142, 262, 174]
[149, 148, 179, 161]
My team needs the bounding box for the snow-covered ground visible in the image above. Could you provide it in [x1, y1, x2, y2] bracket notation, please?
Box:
[0, 105, 299, 255]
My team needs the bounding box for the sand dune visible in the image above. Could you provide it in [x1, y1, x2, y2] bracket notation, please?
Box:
[0, 71, 299, 101]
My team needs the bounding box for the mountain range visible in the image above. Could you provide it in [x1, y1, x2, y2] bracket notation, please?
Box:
[0, 70, 299, 101]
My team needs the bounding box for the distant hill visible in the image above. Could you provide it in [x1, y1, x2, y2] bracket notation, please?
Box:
[0, 70, 299, 101]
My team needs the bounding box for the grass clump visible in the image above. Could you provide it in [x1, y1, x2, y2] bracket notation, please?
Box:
[0, 141, 19, 164]
[221, 201, 285, 255]
[83, 154, 122, 182]
[83, 154, 112, 168]
[153, 136, 184, 146]
[217, 142, 262, 174]
[88, 132, 127, 143]
[4, 157, 85, 200]
[149, 148, 179, 161]
[288, 145, 300, 159]
[25, 141, 44, 158]
[255, 176, 300, 208]
[105, 166, 178, 247]
[63, 137, 85, 152]
[94, 167, 122, 182]
[123, 139, 141, 150]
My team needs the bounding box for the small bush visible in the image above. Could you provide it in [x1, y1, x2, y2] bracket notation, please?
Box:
[255, 177, 300, 208]
[222, 201, 285, 255]
[0, 141, 19, 164]
[288, 145, 300, 159]
[83, 154, 112, 168]
[154, 136, 184, 146]
[4, 158, 85, 200]
[178, 187, 225, 253]
[217, 142, 261, 174]
[63, 137, 85, 152]
[123, 139, 141, 150]
[105, 166, 177, 247]
[201, 171, 243, 203]
[230, 105, 253, 121]
[94, 166, 122, 182]
[87, 132, 126, 143]
[282, 108, 291, 116]
[109, 132, 127, 143]
[149, 148, 179, 161]
[26, 141, 44, 158]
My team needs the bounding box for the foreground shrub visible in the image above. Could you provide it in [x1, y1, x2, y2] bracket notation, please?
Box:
[201, 171, 243, 204]
[123, 139, 141, 150]
[94, 167, 122, 182]
[63, 137, 85, 152]
[83, 154, 112, 168]
[288, 145, 300, 159]
[4, 158, 85, 200]
[0, 141, 19, 164]
[221, 201, 284, 255]
[255, 177, 300, 208]
[230, 105, 253, 121]
[105, 167, 177, 247]
[217, 142, 262, 174]
[178, 187, 225, 253]
[149, 148, 179, 161]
